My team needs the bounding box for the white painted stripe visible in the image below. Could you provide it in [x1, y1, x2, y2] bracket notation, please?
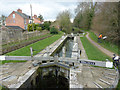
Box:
[104, 72, 116, 76]
[93, 82, 103, 88]
[99, 78, 111, 85]
[104, 76, 114, 80]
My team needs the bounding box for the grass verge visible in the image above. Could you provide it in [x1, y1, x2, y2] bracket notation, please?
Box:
[80, 36, 112, 61]
[0, 60, 27, 65]
[5, 32, 63, 56]
[89, 31, 119, 55]
[116, 79, 120, 90]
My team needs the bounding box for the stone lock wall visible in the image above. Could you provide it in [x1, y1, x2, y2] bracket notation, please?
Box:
[19, 66, 70, 89]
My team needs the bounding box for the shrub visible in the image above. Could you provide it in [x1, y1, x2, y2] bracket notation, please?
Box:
[28, 24, 42, 31]
[42, 21, 51, 30]
[36, 27, 42, 31]
[27, 24, 32, 31]
[50, 27, 58, 34]
[34, 24, 40, 30]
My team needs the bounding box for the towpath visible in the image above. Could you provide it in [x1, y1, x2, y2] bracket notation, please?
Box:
[86, 32, 115, 58]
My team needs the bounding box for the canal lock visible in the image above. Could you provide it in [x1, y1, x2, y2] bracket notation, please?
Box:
[20, 37, 75, 89]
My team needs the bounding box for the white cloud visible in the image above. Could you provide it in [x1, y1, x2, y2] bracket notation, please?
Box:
[0, 0, 77, 21]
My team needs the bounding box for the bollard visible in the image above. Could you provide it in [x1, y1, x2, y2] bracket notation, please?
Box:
[73, 62, 74, 66]
[30, 47, 33, 57]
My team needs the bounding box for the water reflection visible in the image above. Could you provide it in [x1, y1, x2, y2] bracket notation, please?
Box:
[54, 39, 73, 58]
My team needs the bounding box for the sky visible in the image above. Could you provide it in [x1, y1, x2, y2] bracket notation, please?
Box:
[0, 0, 80, 22]
[0, 0, 119, 22]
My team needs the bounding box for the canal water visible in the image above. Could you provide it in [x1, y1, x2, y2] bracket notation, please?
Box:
[36, 66, 69, 89]
[54, 38, 74, 58]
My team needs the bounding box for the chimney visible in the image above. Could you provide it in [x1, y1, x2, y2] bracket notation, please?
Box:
[34, 14, 37, 18]
[17, 9, 22, 13]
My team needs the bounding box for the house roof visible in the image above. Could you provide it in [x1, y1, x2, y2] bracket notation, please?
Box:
[15, 11, 30, 19]
[6, 26, 24, 30]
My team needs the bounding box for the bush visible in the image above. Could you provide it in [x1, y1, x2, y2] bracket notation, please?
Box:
[34, 24, 40, 30]
[42, 21, 51, 30]
[28, 24, 42, 31]
[27, 24, 32, 31]
[36, 27, 42, 31]
[50, 27, 58, 34]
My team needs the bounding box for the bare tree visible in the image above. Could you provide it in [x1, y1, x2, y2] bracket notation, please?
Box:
[73, 2, 97, 30]
[91, 2, 119, 44]
[56, 10, 72, 34]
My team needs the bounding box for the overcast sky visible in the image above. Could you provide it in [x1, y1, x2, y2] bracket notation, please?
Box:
[0, 0, 119, 22]
[0, 0, 81, 22]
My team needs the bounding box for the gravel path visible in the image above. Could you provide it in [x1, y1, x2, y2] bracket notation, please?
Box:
[86, 32, 114, 58]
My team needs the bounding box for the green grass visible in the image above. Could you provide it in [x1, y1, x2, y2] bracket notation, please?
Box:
[5, 32, 63, 56]
[80, 36, 112, 61]
[0, 85, 7, 90]
[116, 79, 120, 90]
[89, 31, 119, 55]
[0, 86, 2, 90]
[2, 33, 51, 48]
[0, 60, 27, 65]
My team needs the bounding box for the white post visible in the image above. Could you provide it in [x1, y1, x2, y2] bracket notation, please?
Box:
[30, 47, 33, 57]
[62, 46, 66, 58]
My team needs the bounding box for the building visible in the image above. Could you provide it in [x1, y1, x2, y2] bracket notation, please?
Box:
[6, 9, 30, 30]
[33, 14, 42, 24]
